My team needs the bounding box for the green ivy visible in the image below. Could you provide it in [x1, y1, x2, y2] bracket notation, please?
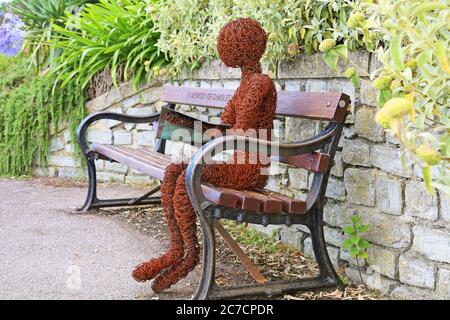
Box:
[0, 54, 86, 176]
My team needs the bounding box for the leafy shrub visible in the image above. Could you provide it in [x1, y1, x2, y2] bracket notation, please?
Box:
[152, 0, 377, 76]
[52, 0, 167, 90]
[0, 55, 85, 176]
[359, 0, 449, 193]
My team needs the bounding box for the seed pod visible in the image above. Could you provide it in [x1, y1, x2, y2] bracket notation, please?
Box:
[347, 12, 365, 28]
[319, 39, 336, 52]
[382, 97, 413, 118]
[374, 108, 393, 128]
[287, 43, 299, 55]
[416, 144, 441, 166]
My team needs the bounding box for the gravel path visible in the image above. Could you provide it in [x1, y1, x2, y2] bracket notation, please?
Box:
[0, 178, 196, 300]
[0, 177, 384, 301]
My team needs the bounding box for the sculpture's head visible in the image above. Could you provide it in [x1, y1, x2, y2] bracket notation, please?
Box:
[217, 18, 267, 71]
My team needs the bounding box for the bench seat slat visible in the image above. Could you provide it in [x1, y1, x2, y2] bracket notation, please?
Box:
[91, 144, 307, 214]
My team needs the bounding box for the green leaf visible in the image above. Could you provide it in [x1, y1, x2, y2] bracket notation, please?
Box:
[350, 247, 359, 258]
[350, 74, 359, 87]
[357, 224, 369, 234]
[342, 226, 355, 234]
[342, 239, 354, 250]
[351, 215, 361, 224]
[358, 239, 370, 250]
[350, 235, 360, 245]
[334, 44, 348, 60]
[378, 88, 392, 106]
[390, 35, 404, 70]
[357, 251, 369, 260]
[412, 3, 448, 16]
[322, 50, 339, 71]
[422, 166, 433, 192]
[417, 49, 433, 78]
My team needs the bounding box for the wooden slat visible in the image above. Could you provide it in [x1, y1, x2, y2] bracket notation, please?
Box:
[216, 186, 261, 212]
[162, 85, 350, 122]
[241, 190, 283, 214]
[93, 144, 239, 208]
[92, 144, 310, 215]
[202, 184, 239, 209]
[257, 189, 307, 214]
[214, 221, 267, 284]
[271, 151, 330, 173]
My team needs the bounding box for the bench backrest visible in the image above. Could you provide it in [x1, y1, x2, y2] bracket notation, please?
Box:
[160, 85, 350, 174]
[162, 85, 350, 123]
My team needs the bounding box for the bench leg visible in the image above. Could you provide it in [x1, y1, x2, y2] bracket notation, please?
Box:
[77, 157, 162, 212]
[77, 157, 98, 212]
[193, 217, 216, 300]
[309, 206, 344, 290]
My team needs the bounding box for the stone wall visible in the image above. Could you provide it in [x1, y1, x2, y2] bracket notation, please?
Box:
[37, 51, 449, 299]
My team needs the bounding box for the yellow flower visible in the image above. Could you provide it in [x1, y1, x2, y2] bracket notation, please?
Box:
[268, 32, 277, 41]
[417, 144, 441, 166]
[319, 39, 336, 52]
[152, 66, 160, 77]
[382, 97, 413, 118]
[144, 61, 151, 72]
[347, 12, 365, 28]
[405, 59, 417, 70]
[374, 108, 392, 128]
[372, 76, 392, 90]
[158, 68, 168, 77]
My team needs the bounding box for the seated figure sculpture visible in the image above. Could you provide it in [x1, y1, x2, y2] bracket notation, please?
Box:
[132, 18, 277, 292]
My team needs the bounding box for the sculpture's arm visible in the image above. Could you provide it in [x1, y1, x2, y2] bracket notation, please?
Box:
[185, 123, 338, 215]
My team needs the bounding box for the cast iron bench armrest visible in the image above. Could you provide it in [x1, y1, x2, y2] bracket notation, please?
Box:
[185, 123, 338, 217]
[77, 111, 161, 155]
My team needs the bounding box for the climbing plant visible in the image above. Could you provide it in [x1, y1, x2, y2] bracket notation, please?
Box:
[0, 55, 86, 176]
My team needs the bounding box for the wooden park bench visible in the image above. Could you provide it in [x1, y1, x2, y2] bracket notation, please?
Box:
[76, 84, 350, 299]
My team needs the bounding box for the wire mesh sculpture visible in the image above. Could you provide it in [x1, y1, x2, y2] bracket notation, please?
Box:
[132, 18, 277, 292]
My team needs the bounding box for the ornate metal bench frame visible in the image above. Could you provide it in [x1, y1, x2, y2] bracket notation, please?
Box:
[76, 85, 350, 299]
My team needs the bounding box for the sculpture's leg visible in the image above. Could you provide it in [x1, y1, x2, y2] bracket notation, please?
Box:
[77, 157, 98, 212]
[309, 206, 344, 289]
[132, 164, 185, 282]
[151, 170, 200, 292]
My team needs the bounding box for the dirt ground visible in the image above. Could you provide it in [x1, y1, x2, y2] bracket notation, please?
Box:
[0, 177, 384, 300]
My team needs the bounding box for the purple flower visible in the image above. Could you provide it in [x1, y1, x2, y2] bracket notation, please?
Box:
[0, 11, 25, 56]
